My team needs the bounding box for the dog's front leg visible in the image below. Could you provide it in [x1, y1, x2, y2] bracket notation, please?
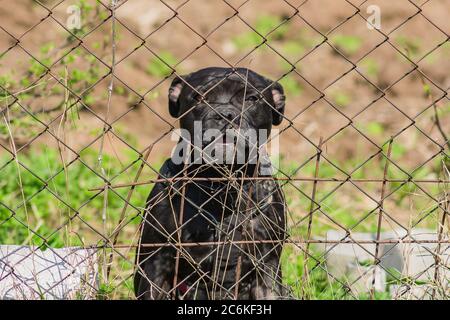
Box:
[135, 250, 175, 300]
[249, 260, 285, 300]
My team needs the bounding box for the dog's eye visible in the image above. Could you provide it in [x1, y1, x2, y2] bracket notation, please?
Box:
[246, 95, 260, 103]
[192, 93, 204, 103]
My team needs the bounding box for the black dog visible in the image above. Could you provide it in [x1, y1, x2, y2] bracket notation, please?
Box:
[134, 67, 287, 299]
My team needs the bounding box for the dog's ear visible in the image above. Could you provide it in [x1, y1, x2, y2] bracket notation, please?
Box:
[168, 76, 185, 118]
[269, 81, 286, 125]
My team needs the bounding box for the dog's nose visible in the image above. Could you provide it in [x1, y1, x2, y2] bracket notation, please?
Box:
[219, 109, 237, 121]
[213, 107, 239, 123]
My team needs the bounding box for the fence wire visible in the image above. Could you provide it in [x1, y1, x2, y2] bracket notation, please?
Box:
[0, 0, 449, 300]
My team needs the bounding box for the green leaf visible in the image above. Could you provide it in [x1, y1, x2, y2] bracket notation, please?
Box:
[331, 34, 363, 55]
[361, 58, 379, 77]
[333, 92, 351, 107]
[367, 122, 384, 136]
[146, 51, 177, 77]
[279, 75, 303, 96]
[232, 15, 289, 50]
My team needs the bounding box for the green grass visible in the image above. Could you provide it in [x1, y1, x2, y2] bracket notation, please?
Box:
[278, 75, 303, 97]
[146, 51, 177, 77]
[0, 146, 447, 299]
[330, 34, 363, 56]
[332, 91, 351, 107]
[0, 147, 163, 298]
[0, 147, 153, 247]
[395, 36, 421, 58]
[360, 58, 380, 78]
[282, 41, 305, 57]
[232, 15, 289, 50]
[281, 245, 347, 299]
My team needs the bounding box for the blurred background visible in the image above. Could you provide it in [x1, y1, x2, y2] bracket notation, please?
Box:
[0, 0, 449, 299]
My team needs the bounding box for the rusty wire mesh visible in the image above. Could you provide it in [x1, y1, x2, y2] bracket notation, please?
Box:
[0, 0, 449, 300]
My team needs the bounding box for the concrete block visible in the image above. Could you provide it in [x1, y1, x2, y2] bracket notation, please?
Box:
[389, 284, 449, 300]
[0, 246, 98, 300]
[346, 264, 386, 295]
[379, 229, 450, 283]
[322, 230, 377, 278]
[315, 228, 449, 297]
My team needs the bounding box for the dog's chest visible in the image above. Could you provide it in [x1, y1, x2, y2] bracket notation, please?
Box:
[179, 179, 277, 239]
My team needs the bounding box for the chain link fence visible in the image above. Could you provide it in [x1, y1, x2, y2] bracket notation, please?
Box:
[0, 0, 449, 299]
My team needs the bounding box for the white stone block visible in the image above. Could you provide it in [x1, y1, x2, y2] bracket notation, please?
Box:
[0, 246, 98, 300]
[322, 230, 377, 278]
[389, 284, 448, 300]
[346, 264, 386, 295]
[380, 229, 450, 283]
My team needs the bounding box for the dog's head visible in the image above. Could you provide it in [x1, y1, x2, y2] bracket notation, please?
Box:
[169, 67, 285, 131]
[168, 68, 285, 168]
